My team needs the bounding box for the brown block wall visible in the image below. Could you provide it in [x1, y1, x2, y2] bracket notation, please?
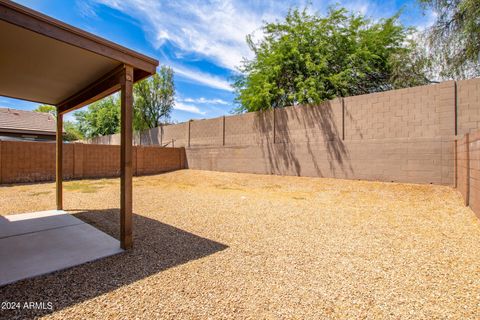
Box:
[162, 122, 188, 147]
[186, 137, 452, 184]
[136, 146, 184, 175]
[0, 141, 74, 183]
[78, 79, 479, 189]
[470, 132, 480, 216]
[0, 141, 185, 184]
[275, 99, 343, 144]
[182, 81, 465, 186]
[455, 130, 480, 218]
[455, 135, 470, 204]
[457, 78, 480, 135]
[344, 81, 455, 140]
[224, 110, 274, 146]
[139, 127, 161, 145]
[80, 144, 121, 178]
[190, 117, 223, 147]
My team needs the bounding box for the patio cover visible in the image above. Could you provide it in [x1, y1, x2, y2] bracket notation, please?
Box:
[0, 0, 159, 249]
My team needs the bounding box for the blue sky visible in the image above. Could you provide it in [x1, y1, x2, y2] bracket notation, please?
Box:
[2, 0, 434, 123]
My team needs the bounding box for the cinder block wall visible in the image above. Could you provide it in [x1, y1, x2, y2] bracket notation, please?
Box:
[344, 81, 455, 139]
[456, 131, 480, 218]
[81, 78, 480, 188]
[456, 135, 470, 204]
[0, 141, 185, 184]
[470, 133, 480, 216]
[190, 117, 223, 147]
[457, 78, 480, 135]
[180, 80, 471, 186]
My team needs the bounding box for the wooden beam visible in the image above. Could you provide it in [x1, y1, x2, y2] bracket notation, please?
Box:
[0, 0, 158, 74]
[56, 113, 63, 210]
[56, 66, 154, 115]
[120, 65, 134, 250]
[57, 66, 123, 115]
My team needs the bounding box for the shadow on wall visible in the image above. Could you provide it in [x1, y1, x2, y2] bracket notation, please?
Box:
[0, 209, 228, 319]
[140, 126, 161, 145]
[254, 100, 352, 177]
[252, 109, 280, 175]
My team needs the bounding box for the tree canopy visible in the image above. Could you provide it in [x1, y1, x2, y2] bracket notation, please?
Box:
[74, 96, 120, 139]
[233, 7, 431, 112]
[34, 105, 56, 117]
[69, 65, 175, 139]
[63, 121, 84, 141]
[134, 66, 175, 130]
[419, 0, 480, 79]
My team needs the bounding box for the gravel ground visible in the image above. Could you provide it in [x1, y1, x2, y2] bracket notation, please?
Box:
[0, 169, 479, 319]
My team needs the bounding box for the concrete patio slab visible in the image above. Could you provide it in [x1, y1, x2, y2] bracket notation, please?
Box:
[0, 210, 84, 238]
[0, 210, 123, 286]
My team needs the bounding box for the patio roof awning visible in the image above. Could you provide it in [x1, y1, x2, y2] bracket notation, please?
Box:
[0, 0, 158, 114]
[0, 0, 159, 251]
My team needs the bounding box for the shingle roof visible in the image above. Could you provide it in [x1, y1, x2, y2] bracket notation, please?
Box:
[0, 107, 59, 135]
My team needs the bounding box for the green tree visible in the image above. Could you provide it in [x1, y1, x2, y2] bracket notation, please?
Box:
[34, 104, 84, 141]
[34, 105, 56, 117]
[66, 65, 175, 138]
[133, 66, 175, 130]
[63, 121, 84, 141]
[234, 7, 431, 112]
[74, 96, 120, 139]
[419, 0, 480, 79]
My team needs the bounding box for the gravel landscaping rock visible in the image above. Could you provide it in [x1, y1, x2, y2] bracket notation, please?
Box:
[0, 170, 479, 319]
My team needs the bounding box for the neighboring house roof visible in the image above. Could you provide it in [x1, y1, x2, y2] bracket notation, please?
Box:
[0, 107, 62, 135]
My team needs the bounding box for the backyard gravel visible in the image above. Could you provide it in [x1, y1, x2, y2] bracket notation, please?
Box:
[0, 169, 479, 319]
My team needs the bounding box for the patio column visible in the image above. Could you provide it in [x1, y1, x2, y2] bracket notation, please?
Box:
[56, 112, 63, 210]
[120, 65, 134, 249]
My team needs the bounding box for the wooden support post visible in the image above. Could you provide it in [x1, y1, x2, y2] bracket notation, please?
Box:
[120, 65, 134, 250]
[0, 141, 2, 185]
[56, 112, 63, 210]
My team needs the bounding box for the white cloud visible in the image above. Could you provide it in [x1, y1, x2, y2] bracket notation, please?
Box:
[173, 65, 234, 92]
[180, 97, 229, 105]
[76, 0, 98, 18]
[94, 0, 288, 70]
[93, 0, 430, 75]
[174, 102, 206, 115]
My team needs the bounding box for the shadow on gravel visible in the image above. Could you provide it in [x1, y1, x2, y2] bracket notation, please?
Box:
[1, 209, 228, 319]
